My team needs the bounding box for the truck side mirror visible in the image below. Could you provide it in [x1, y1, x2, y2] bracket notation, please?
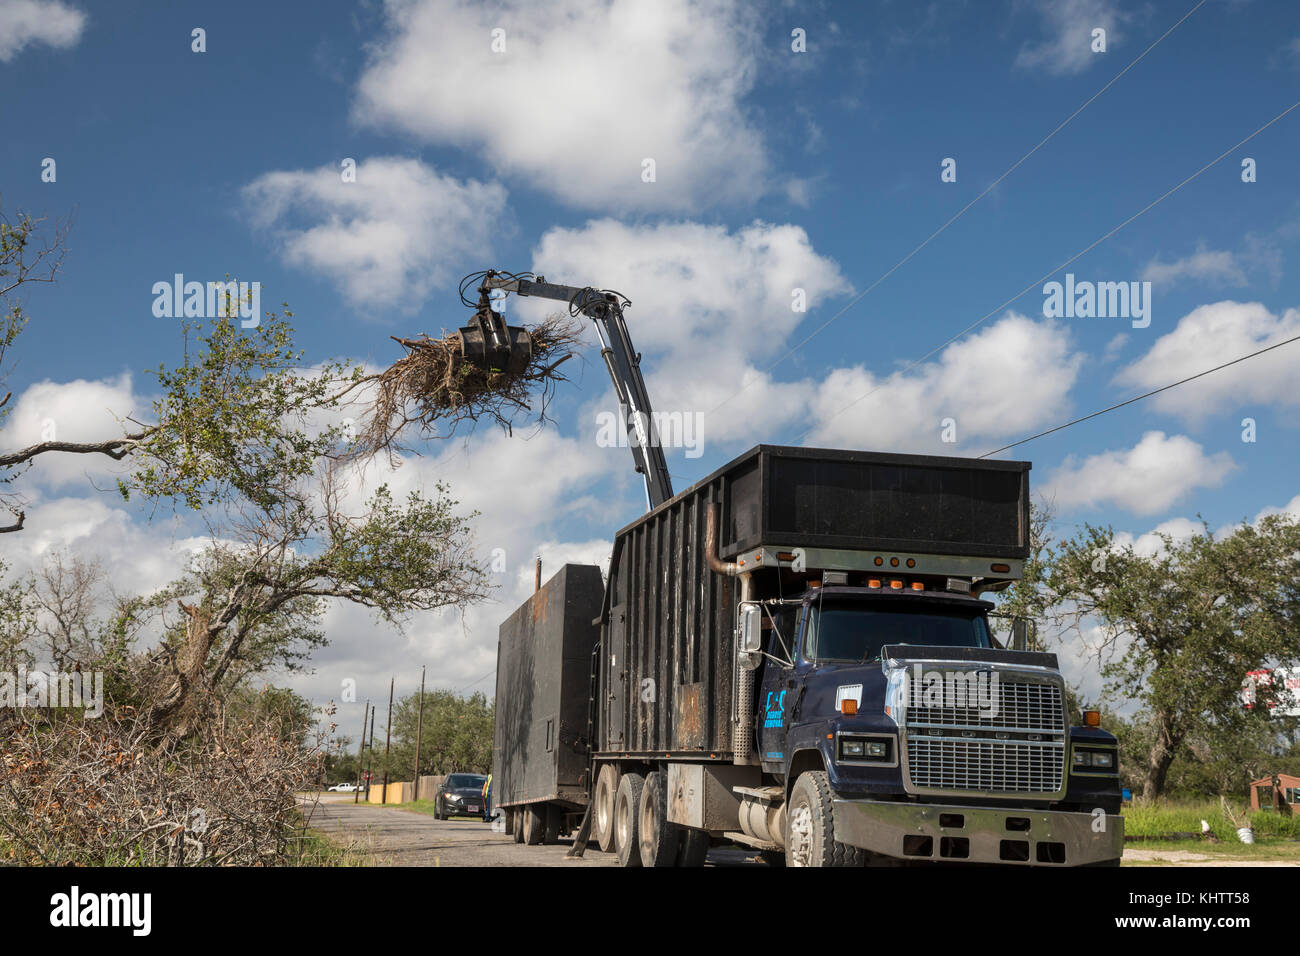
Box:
[737, 603, 762, 670]
[1011, 618, 1030, 652]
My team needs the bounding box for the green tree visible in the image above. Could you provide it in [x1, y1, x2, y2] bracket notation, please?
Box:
[368, 690, 494, 780]
[1046, 516, 1300, 798]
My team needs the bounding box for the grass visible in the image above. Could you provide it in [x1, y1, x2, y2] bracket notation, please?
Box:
[1123, 798, 1300, 842]
[287, 828, 371, 866]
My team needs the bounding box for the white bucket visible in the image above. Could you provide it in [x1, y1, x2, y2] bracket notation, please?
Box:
[1236, 827, 1255, 844]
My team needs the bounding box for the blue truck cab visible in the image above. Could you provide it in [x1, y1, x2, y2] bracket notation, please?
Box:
[747, 582, 1124, 865]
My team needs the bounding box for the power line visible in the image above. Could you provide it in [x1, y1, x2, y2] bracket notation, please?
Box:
[797, 96, 1300, 445]
[454, 668, 495, 696]
[977, 332, 1300, 459]
[707, 0, 1209, 420]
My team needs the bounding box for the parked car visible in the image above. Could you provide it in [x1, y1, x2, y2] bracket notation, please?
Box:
[435, 773, 488, 819]
[327, 782, 361, 792]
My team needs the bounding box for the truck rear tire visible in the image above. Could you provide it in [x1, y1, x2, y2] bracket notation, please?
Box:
[594, 764, 620, 854]
[676, 828, 710, 867]
[614, 773, 644, 867]
[638, 771, 682, 867]
[523, 803, 547, 845]
[785, 771, 864, 868]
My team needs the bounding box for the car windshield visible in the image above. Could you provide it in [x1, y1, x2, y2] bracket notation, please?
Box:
[804, 601, 991, 663]
[447, 774, 486, 789]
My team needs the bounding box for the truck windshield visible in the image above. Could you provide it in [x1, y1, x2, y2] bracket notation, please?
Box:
[804, 602, 991, 663]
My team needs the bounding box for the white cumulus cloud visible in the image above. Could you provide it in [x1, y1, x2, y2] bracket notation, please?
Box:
[1115, 300, 1300, 422]
[1044, 431, 1236, 516]
[354, 0, 769, 211]
[243, 157, 508, 311]
[807, 313, 1083, 454]
[1015, 0, 1123, 76]
[0, 0, 85, 62]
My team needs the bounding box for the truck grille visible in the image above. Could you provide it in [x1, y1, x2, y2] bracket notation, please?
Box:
[903, 675, 1065, 796]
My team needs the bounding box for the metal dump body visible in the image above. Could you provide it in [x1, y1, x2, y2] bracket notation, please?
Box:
[494, 564, 604, 809]
[597, 445, 1030, 759]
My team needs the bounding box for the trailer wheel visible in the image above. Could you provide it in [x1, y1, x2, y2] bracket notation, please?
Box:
[614, 773, 644, 867]
[512, 809, 525, 844]
[638, 771, 682, 867]
[785, 771, 864, 868]
[593, 764, 620, 853]
[523, 803, 547, 845]
[544, 803, 561, 844]
[676, 828, 710, 867]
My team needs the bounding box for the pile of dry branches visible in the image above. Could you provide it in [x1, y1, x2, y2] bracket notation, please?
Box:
[0, 706, 323, 866]
[347, 314, 584, 464]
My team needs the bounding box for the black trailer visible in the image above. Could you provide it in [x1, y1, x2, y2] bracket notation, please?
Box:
[492, 563, 604, 845]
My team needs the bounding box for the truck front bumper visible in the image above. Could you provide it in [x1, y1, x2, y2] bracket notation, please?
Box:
[832, 798, 1124, 866]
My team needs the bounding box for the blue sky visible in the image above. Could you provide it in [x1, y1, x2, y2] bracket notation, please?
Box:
[3, 0, 1299, 717]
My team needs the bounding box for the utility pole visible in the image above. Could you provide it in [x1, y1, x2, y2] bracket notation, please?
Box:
[381, 677, 394, 804]
[413, 666, 426, 801]
[354, 699, 369, 805]
[535, 555, 542, 592]
[364, 705, 376, 801]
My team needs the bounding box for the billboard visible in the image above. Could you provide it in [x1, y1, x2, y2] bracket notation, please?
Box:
[1242, 668, 1300, 718]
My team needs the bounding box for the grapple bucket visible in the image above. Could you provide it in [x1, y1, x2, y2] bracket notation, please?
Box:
[457, 304, 533, 375]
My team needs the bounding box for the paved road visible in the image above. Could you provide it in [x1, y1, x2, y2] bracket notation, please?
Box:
[301, 794, 770, 867]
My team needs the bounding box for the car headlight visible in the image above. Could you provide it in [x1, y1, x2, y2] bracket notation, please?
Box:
[447, 793, 462, 802]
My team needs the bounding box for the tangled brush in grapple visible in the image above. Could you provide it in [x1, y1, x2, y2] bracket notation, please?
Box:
[350, 314, 584, 464]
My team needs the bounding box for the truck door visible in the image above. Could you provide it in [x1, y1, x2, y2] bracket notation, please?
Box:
[758, 604, 803, 773]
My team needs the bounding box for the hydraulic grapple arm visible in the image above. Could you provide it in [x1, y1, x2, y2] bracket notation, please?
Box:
[475, 271, 674, 511]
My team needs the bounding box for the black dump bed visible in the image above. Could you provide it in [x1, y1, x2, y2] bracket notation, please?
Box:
[597, 445, 1030, 760]
[493, 564, 604, 809]
[722, 445, 1029, 560]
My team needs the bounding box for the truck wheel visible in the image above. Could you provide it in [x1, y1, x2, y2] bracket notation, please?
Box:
[593, 764, 620, 853]
[512, 809, 525, 844]
[544, 803, 561, 844]
[676, 828, 710, 867]
[523, 803, 547, 845]
[638, 771, 682, 867]
[785, 771, 864, 868]
[614, 773, 644, 867]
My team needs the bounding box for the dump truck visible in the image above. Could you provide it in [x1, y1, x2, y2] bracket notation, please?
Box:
[493, 445, 1125, 867]
[464, 270, 1122, 866]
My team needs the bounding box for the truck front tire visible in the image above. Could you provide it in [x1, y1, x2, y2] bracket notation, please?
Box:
[786, 771, 864, 868]
[594, 764, 620, 854]
[614, 773, 644, 867]
[638, 771, 682, 867]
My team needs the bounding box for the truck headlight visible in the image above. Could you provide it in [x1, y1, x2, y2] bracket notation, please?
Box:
[839, 735, 892, 762]
[1072, 748, 1117, 772]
